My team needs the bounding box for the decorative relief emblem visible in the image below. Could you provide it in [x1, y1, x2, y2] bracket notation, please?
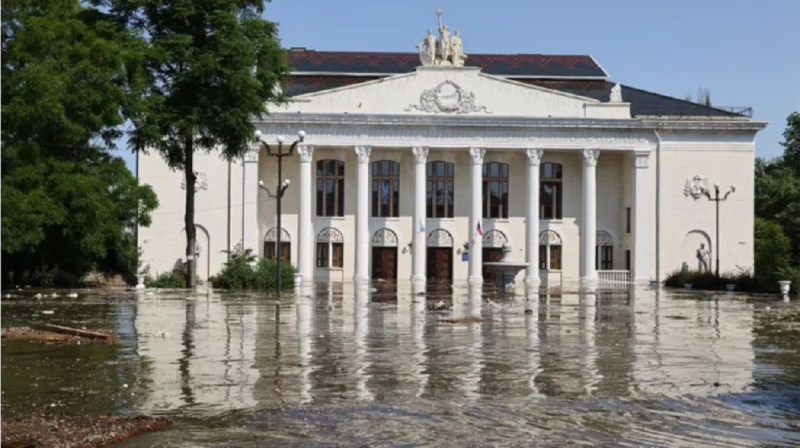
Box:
[482, 230, 508, 248]
[405, 81, 490, 115]
[426, 228, 454, 247]
[317, 227, 344, 243]
[371, 228, 398, 247]
[684, 175, 709, 200]
[539, 230, 562, 245]
[596, 231, 614, 246]
[181, 171, 208, 191]
[265, 227, 291, 242]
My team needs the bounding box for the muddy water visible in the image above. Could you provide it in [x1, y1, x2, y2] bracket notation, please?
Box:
[2, 284, 800, 446]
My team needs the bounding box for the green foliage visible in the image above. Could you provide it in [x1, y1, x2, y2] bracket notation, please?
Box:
[210, 244, 295, 290]
[103, 0, 290, 286]
[755, 113, 800, 267]
[754, 217, 792, 279]
[664, 269, 775, 293]
[145, 269, 187, 288]
[1, 0, 158, 286]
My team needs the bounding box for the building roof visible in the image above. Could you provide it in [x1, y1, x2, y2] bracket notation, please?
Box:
[285, 50, 746, 119]
[288, 50, 608, 78]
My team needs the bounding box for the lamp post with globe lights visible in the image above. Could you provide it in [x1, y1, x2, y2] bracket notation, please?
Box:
[701, 182, 736, 278]
[254, 129, 305, 293]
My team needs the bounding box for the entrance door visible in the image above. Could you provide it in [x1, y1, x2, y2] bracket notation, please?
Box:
[427, 247, 453, 282]
[372, 247, 398, 280]
[483, 248, 503, 283]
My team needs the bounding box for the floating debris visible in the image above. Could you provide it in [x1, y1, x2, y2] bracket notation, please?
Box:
[438, 316, 489, 324]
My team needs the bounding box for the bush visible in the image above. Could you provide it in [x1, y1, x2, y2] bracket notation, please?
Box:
[145, 269, 187, 288]
[210, 244, 295, 290]
[665, 267, 798, 295]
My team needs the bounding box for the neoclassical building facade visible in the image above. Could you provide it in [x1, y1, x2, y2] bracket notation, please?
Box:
[138, 30, 766, 288]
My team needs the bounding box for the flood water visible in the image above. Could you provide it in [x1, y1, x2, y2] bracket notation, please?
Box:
[2, 283, 800, 447]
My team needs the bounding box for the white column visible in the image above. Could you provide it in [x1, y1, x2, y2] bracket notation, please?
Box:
[354, 146, 372, 283]
[581, 148, 599, 288]
[243, 146, 259, 255]
[468, 147, 485, 285]
[412, 146, 429, 284]
[296, 144, 314, 283]
[632, 150, 652, 284]
[525, 148, 543, 286]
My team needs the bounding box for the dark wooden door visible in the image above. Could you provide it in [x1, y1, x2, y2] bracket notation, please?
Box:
[427, 247, 453, 282]
[483, 248, 503, 282]
[372, 247, 397, 280]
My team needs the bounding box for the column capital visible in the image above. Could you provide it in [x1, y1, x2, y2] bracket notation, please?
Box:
[633, 150, 650, 168]
[354, 145, 371, 163]
[469, 147, 486, 165]
[581, 148, 600, 167]
[525, 148, 544, 166]
[297, 144, 314, 163]
[411, 146, 429, 164]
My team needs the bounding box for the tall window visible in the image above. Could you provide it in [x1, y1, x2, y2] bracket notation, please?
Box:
[316, 228, 344, 268]
[372, 161, 400, 217]
[316, 160, 345, 217]
[482, 162, 509, 219]
[540, 162, 563, 220]
[596, 231, 614, 270]
[427, 161, 454, 218]
[626, 207, 631, 233]
[264, 227, 290, 263]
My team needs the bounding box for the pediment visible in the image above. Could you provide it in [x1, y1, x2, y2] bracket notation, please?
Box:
[279, 66, 629, 119]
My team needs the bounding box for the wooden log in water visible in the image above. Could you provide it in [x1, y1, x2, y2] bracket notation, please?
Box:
[42, 324, 113, 341]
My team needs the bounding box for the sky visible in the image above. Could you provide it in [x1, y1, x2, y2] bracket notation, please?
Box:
[113, 0, 799, 171]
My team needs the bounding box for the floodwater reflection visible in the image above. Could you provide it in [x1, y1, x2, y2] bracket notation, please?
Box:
[2, 283, 800, 446]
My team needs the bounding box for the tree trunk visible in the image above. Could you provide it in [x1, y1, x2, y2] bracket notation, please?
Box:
[184, 135, 197, 288]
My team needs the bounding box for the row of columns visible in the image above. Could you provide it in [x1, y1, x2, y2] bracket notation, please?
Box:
[246, 144, 651, 287]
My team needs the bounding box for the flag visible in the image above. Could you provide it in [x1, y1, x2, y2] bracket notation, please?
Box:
[476, 222, 483, 236]
[418, 219, 426, 234]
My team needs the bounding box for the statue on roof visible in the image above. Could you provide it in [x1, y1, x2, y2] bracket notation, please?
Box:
[417, 10, 467, 67]
[609, 83, 623, 103]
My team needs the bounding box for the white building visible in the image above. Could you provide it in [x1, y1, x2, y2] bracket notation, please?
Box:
[138, 21, 766, 288]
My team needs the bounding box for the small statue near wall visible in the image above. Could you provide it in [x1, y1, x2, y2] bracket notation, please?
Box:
[696, 243, 710, 272]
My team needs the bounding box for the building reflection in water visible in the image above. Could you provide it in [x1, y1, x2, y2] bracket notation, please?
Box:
[129, 283, 756, 414]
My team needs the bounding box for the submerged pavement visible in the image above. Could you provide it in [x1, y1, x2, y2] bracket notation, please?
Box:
[2, 284, 799, 446]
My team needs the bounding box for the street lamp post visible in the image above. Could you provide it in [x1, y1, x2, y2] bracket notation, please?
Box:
[701, 182, 736, 278]
[254, 129, 305, 293]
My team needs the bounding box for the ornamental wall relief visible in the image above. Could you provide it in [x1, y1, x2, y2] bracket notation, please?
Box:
[405, 81, 491, 115]
[181, 171, 208, 191]
[684, 175, 709, 199]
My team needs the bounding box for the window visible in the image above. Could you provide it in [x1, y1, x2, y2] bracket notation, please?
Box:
[482, 162, 509, 219]
[626, 207, 631, 233]
[316, 227, 344, 268]
[426, 161, 454, 218]
[540, 162, 563, 220]
[596, 231, 614, 270]
[596, 246, 613, 270]
[538, 230, 562, 271]
[625, 250, 631, 271]
[264, 242, 290, 263]
[372, 161, 400, 217]
[316, 160, 345, 217]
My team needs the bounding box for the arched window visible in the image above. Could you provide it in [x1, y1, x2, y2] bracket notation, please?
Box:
[540, 162, 563, 220]
[426, 161, 454, 218]
[316, 227, 344, 268]
[372, 160, 400, 217]
[264, 227, 291, 263]
[483, 162, 509, 219]
[539, 230, 562, 271]
[596, 231, 613, 270]
[316, 160, 345, 217]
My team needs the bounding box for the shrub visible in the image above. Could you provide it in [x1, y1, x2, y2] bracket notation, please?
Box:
[210, 244, 295, 290]
[145, 269, 187, 288]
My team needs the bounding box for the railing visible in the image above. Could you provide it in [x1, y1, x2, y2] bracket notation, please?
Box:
[598, 270, 631, 289]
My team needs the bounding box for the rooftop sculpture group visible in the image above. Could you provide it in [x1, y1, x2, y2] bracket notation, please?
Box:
[417, 10, 466, 67]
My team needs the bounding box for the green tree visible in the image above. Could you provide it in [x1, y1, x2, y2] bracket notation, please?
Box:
[754, 217, 791, 278]
[1, 0, 158, 285]
[782, 112, 800, 175]
[105, 0, 289, 286]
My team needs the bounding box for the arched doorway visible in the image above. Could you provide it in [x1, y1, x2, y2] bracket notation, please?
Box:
[264, 227, 291, 263]
[426, 228, 454, 282]
[371, 228, 398, 280]
[482, 229, 509, 282]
